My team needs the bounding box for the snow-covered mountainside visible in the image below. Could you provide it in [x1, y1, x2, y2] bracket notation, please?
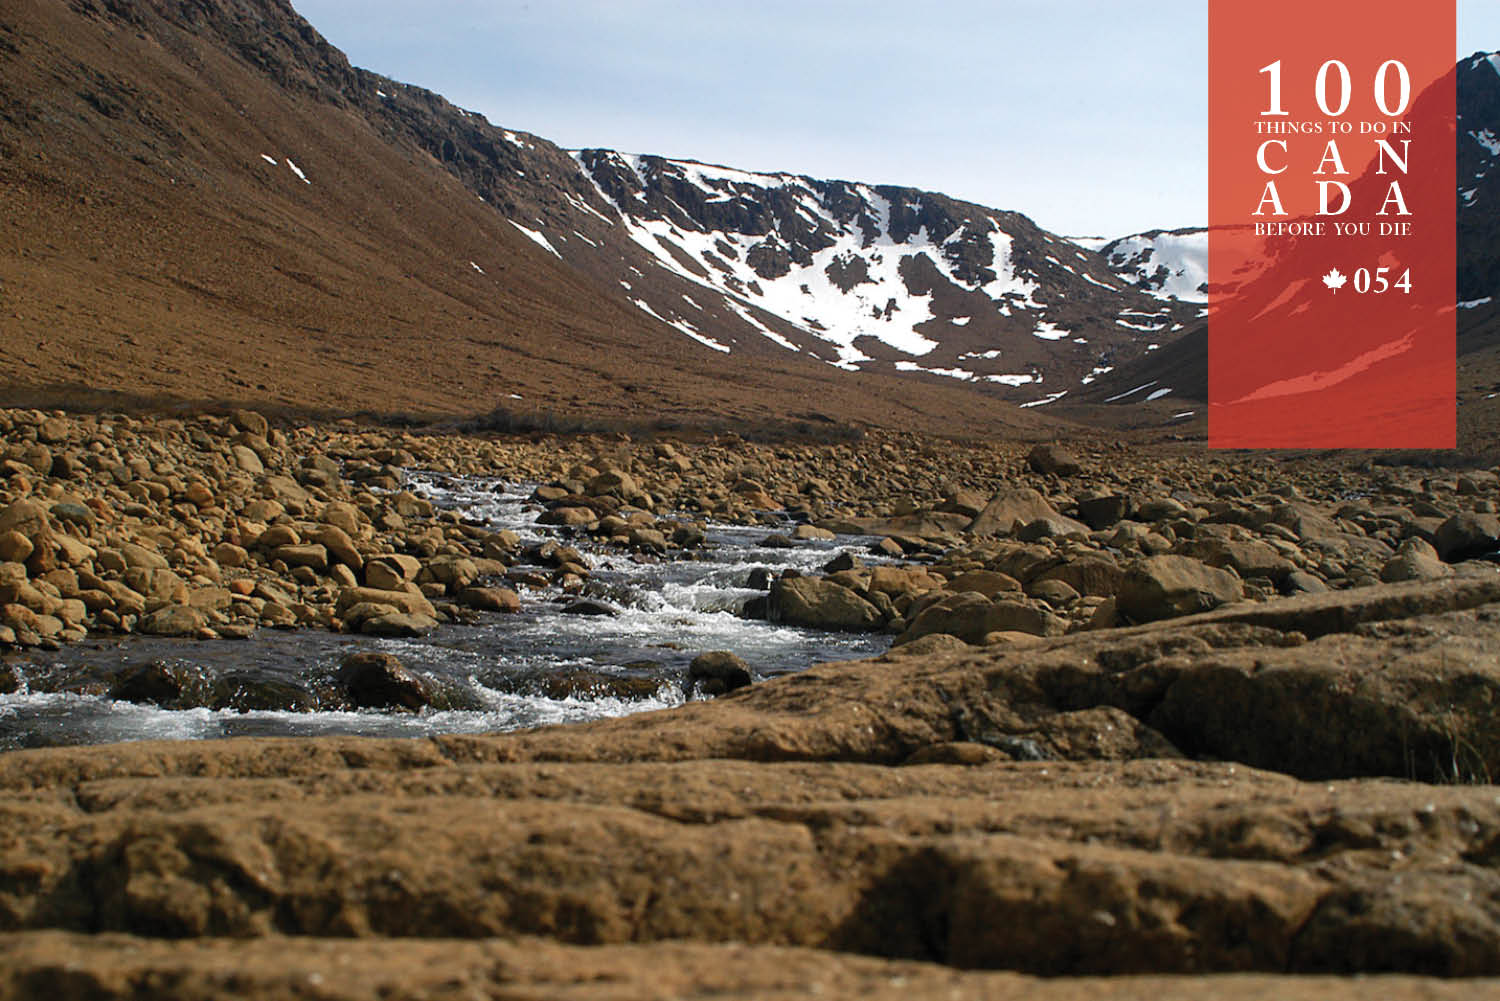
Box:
[1460, 51, 1500, 302]
[1097, 229, 1208, 304]
[542, 152, 1198, 398]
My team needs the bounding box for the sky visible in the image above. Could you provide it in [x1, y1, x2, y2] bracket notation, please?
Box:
[291, 1, 1500, 239]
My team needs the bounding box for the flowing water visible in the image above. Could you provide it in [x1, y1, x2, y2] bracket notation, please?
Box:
[0, 473, 894, 748]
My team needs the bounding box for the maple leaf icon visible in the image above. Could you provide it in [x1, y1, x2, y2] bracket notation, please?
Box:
[1322, 267, 1348, 292]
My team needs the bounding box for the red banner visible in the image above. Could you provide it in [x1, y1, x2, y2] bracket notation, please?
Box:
[1209, 1, 1456, 448]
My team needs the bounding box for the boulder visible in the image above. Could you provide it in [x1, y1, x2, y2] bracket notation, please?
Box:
[1077, 493, 1131, 529]
[587, 471, 639, 498]
[425, 556, 479, 591]
[688, 651, 753, 697]
[562, 599, 620, 617]
[459, 586, 521, 613]
[120, 542, 169, 571]
[0, 532, 33, 565]
[943, 570, 1022, 597]
[337, 652, 429, 711]
[49, 502, 93, 528]
[230, 445, 264, 475]
[335, 586, 436, 620]
[967, 488, 1070, 537]
[935, 489, 989, 519]
[897, 592, 1062, 644]
[274, 544, 329, 573]
[1183, 538, 1296, 582]
[1434, 512, 1500, 563]
[868, 566, 945, 597]
[361, 613, 439, 638]
[365, 554, 421, 590]
[1380, 538, 1451, 583]
[212, 542, 250, 568]
[109, 660, 214, 708]
[1017, 515, 1091, 542]
[319, 501, 363, 537]
[309, 525, 362, 570]
[1027, 443, 1083, 476]
[257, 524, 301, 550]
[230, 409, 270, 437]
[1117, 556, 1244, 623]
[768, 576, 883, 632]
[139, 605, 209, 637]
[1030, 557, 1124, 597]
[0, 500, 50, 545]
[883, 632, 972, 656]
[538, 506, 597, 527]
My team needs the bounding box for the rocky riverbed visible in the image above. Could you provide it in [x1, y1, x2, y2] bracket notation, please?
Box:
[5, 407, 1500, 994]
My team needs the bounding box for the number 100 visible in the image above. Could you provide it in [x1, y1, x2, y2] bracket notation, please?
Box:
[1259, 59, 1411, 118]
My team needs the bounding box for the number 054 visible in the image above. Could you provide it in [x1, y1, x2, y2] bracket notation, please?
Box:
[1353, 267, 1412, 294]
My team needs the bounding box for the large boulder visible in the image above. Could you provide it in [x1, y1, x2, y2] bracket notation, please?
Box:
[968, 489, 1085, 538]
[768, 577, 883, 631]
[1117, 556, 1244, 623]
[1434, 512, 1500, 563]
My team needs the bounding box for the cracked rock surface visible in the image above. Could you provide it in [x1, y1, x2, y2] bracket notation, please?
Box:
[4, 578, 1500, 995]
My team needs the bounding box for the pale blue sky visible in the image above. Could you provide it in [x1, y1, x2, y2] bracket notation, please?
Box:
[291, 1, 1500, 238]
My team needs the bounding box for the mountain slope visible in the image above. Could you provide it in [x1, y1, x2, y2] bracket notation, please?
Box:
[0, 0, 1197, 430]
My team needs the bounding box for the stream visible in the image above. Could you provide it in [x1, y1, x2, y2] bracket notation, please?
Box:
[0, 473, 894, 748]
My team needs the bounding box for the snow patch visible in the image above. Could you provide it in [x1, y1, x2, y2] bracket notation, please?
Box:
[1020, 391, 1068, 408]
[1104, 381, 1158, 403]
[510, 221, 563, 259]
[1105, 231, 1208, 303]
[1080, 365, 1114, 386]
[631, 298, 730, 353]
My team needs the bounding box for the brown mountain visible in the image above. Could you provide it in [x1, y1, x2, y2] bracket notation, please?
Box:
[0, 0, 1189, 435]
